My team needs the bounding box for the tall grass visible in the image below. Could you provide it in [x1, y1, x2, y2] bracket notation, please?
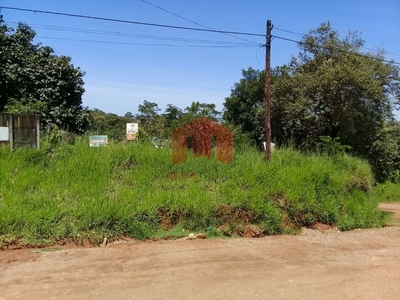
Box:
[373, 181, 400, 203]
[0, 137, 388, 248]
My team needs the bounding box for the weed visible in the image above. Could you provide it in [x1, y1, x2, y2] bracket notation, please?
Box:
[0, 138, 387, 247]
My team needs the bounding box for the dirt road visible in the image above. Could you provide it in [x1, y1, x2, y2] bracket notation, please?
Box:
[1, 204, 400, 300]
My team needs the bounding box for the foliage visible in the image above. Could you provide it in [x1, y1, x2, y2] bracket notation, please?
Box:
[134, 100, 222, 141]
[90, 109, 134, 141]
[164, 104, 183, 122]
[88, 100, 222, 142]
[373, 181, 400, 203]
[124, 111, 134, 119]
[0, 17, 91, 133]
[137, 100, 161, 121]
[223, 22, 400, 181]
[183, 101, 220, 121]
[223, 67, 266, 145]
[316, 136, 351, 156]
[367, 121, 400, 182]
[373, 180, 400, 225]
[272, 22, 399, 151]
[0, 139, 388, 248]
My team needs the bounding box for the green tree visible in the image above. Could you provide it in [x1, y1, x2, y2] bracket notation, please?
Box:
[224, 22, 400, 181]
[223, 66, 288, 146]
[272, 22, 399, 153]
[183, 101, 220, 121]
[124, 111, 134, 119]
[137, 100, 161, 121]
[137, 100, 167, 139]
[223, 67, 266, 145]
[90, 109, 132, 141]
[164, 104, 182, 122]
[0, 17, 91, 133]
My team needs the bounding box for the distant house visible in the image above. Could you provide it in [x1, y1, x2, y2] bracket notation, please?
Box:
[172, 117, 232, 165]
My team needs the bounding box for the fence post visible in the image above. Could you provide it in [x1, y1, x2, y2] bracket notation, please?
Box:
[9, 114, 13, 152]
[36, 115, 40, 149]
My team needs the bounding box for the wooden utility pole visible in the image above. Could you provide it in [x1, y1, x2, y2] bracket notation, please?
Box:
[265, 20, 272, 161]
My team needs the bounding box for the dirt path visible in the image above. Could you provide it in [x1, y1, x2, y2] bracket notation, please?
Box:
[379, 202, 400, 225]
[1, 204, 400, 300]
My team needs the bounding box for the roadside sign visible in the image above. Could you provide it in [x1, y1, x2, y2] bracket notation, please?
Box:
[126, 123, 139, 140]
[0, 126, 8, 141]
[90, 135, 108, 147]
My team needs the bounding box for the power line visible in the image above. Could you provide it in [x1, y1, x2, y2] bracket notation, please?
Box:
[140, 0, 260, 45]
[0, 6, 266, 37]
[3, 6, 398, 64]
[37, 36, 259, 48]
[274, 25, 400, 58]
[273, 35, 400, 66]
[8, 22, 259, 47]
[274, 26, 305, 38]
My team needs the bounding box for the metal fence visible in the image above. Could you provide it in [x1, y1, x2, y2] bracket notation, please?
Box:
[0, 113, 40, 150]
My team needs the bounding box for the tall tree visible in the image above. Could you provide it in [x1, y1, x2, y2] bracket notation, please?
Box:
[272, 22, 400, 153]
[137, 100, 166, 139]
[184, 101, 220, 121]
[164, 104, 182, 122]
[137, 100, 161, 121]
[0, 17, 91, 133]
[224, 22, 400, 180]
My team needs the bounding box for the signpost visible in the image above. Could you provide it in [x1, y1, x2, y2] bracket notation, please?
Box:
[89, 135, 108, 147]
[126, 123, 139, 140]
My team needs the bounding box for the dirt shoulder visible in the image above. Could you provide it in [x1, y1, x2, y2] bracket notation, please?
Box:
[1, 221, 400, 300]
[379, 202, 400, 225]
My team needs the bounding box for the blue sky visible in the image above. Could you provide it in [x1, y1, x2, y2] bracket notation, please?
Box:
[1, 0, 400, 117]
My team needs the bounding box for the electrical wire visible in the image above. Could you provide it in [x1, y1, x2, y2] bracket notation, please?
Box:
[272, 35, 400, 65]
[274, 25, 400, 58]
[37, 36, 259, 48]
[274, 26, 305, 38]
[2, 6, 398, 64]
[140, 0, 260, 45]
[0, 6, 266, 37]
[7, 22, 260, 47]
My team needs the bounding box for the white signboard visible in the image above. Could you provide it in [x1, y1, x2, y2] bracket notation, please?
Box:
[126, 123, 139, 140]
[0, 127, 9, 141]
[263, 142, 276, 151]
[90, 135, 108, 147]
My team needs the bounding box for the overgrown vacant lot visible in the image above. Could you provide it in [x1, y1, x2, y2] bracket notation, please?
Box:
[0, 139, 389, 248]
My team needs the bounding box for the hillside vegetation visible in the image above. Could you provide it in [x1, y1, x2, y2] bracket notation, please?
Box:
[0, 138, 388, 249]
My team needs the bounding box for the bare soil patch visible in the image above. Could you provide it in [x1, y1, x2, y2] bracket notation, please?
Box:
[2, 211, 400, 300]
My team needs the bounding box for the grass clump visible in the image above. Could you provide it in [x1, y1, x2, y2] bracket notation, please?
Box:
[373, 181, 400, 203]
[0, 139, 387, 248]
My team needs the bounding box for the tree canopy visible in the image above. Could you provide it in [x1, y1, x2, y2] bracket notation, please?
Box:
[0, 16, 91, 133]
[272, 23, 399, 151]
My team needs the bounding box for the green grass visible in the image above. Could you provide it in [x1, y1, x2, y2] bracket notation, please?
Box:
[373, 181, 400, 203]
[0, 137, 388, 248]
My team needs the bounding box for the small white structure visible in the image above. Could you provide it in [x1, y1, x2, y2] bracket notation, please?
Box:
[263, 142, 276, 152]
[152, 137, 168, 148]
